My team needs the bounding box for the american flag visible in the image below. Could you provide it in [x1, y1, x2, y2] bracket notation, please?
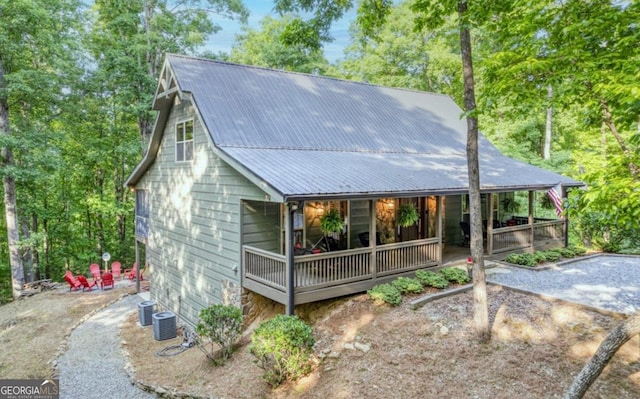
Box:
[547, 183, 563, 217]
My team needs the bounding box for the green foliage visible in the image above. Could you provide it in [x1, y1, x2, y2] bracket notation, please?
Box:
[367, 283, 402, 306]
[230, 15, 329, 73]
[391, 277, 423, 294]
[505, 247, 586, 267]
[439, 267, 470, 284]
[319, 208, 344, 234]
[396, 204, 420, 228]
[415, 269, 449, 289]
[0, 262, 11, 305]
[249, 315, 315, 387]
[504, 253, 537, 267]
[196, 304, 243, 365]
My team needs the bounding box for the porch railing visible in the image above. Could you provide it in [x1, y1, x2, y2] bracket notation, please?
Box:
[533, 220, 564, 242]
[491, 219, 564, 254]
[243, 238, 440, 295]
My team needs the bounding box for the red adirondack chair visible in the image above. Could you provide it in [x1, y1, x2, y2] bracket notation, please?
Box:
[111, 261, 122, 280]
[64, 270, 82, 291]
[77, 275, 97, 292]
[124, 262, 143, 281]
[89, 263, 101, 284]
[100, 272, 115, 290]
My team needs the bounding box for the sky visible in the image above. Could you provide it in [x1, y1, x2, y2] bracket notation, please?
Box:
[205, 0, 355, 63]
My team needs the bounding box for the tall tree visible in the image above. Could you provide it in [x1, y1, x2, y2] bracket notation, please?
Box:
[340, 1, 462, 103]
[89, 0, 249, 149]
[230, 15, 329, 73]
[0, 0, 83, 298]
[274, 0, 491, 341]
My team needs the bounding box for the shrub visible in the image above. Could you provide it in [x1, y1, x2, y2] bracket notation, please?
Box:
[391, 277, 423, 294]
[570, 246, 587, 256]
[415, 270, 449, 289]
[439, 267, 471, 284]
[196, 304, 243, 365]
[559, 247, 577, 258]
[367, 283, 402, 306]
[541, 250, 562, 262]
[249, 315, 315, 387]
[504, 253, 537, 267]
[533, 251, 549, 264]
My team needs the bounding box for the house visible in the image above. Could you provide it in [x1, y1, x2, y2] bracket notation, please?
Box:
[125, 54, 581, 326]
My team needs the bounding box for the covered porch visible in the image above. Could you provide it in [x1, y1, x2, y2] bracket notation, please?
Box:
[241, 190, 567, 312]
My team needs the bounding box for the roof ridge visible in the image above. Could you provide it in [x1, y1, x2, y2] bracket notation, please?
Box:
[165, 53, 455, 99]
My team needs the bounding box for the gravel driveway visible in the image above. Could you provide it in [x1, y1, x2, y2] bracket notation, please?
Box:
[56, 294, 155, 398]
[487, 254, 640, 315]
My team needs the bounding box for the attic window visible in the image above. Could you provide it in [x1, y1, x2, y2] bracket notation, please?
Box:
[176, 120, 193, 162]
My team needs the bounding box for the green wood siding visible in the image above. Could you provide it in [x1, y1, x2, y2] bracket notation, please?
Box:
[137, 99, 270, 328]
[242, 200, 280, 253]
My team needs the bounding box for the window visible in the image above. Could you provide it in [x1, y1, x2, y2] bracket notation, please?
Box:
[176, 120, 194, 161]
[135, 189, 149, 238]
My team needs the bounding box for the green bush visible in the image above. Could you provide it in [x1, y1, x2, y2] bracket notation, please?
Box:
[391, 277, 423, 294]
[439, 267, 470, 284]
[559, 247, 577, 258]
[504, 253, 537, 266]
[415, 270, 449, 289]
[249, 315, 315, 387]
[541, 250, 562, 262]
[367, 283, 402, 306]
[196, 304, 243, 365]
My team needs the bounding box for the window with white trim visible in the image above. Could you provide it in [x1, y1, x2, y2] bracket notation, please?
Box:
[176, 120, 194, 162]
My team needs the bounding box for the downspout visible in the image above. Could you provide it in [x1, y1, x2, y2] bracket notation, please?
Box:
[285, 202, 297, 315]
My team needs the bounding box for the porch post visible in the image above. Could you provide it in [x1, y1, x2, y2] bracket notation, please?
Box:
[437, 196, 443, 265]
[562, 186, 569, 248]
[369, 199, 377, 279]
[528, 191, 534, 249]
[486, 193, 494, 255]
[285, 203, 296, 315]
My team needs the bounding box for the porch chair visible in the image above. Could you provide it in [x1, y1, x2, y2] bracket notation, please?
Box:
[89, 263, 101, 284]
[100, 272, 115, 290]
[77, 275, 98, 292]
[111, 261, 122, 280]
[124, 262, 144, 281]
[459, 221, 470, 247]
[64, 270, 82, 291]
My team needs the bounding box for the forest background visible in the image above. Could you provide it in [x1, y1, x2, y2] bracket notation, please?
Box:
[1, 0, 638, 303]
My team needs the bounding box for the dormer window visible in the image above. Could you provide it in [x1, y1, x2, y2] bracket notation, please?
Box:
[176, 120, 193, 162]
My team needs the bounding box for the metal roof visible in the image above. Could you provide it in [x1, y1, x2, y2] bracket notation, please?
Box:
[126, 54, 582, 200]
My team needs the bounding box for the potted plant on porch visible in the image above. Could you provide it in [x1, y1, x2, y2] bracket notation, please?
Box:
[319, 208, 343, 251]
[397, 203, 419, 227]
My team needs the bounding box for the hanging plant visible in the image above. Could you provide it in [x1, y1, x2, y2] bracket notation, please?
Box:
[501, 196, 521, 215]
[397, 203, 419, 227]
[319, 208, 343, 234]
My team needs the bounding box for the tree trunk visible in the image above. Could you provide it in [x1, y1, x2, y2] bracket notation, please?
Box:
[599, 97, 639, 177]
[458, 0, 490, 343]
[0, 57, 24, 299]
[564, 312, 640, 399]
[544, 84, 552, 160]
